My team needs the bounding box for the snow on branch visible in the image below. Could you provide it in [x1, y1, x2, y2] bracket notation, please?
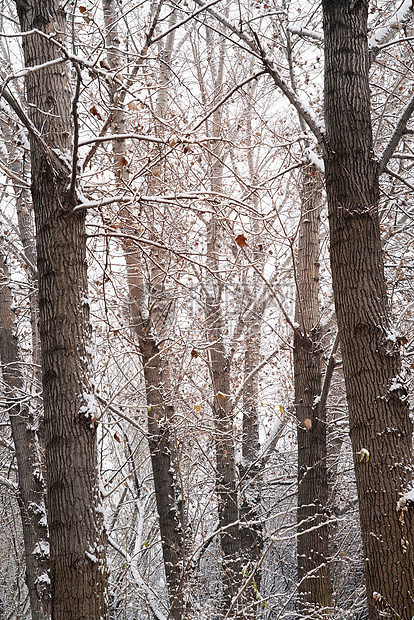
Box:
[108, 537, 168, 620]
[192, 0, 325, 146]
[379, 90, 414, 173]
[288, 27, 324, 42]
[369, 0, 414, 51]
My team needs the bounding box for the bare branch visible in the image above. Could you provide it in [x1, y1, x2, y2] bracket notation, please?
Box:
[379, 91, 414, 173]
[314, 331, 340, 420]
[192, 0, 325, 145]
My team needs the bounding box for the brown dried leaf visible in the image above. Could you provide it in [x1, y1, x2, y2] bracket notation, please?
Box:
[119, 156, 128, 168]
[114, 432, 121, 443]
[235, 234, 248, 248]
[90, 105, 103, 120]
[304, 418, 312, 430]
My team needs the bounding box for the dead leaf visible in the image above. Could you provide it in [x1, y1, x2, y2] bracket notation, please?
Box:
[90, 105, 103, 120]
[118, 156, 128, 169]
[114, 432, 121, 443]
[235, 234, 248, 248]
[304, 418, 312, 430]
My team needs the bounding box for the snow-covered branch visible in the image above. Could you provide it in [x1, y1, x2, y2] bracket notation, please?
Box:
[108, 537, 168, 620]
[288, 27, 324, 42]
[192, 0, 325, 146]
[379, 90, 414, 173]
[369, 0, 414, 52]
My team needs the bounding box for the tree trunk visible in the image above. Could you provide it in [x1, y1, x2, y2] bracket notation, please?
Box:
[101, 4, 187, 614]
[125, 250, 186, 620]
[204, 287, 242, 617]
[0, 254, 50, 620]
[239, 321, 263, 619]
[323, 1, 414, 617]
[15, 2, 108, 617]
[202, 28, 242, 613]
[294, 166, 332, 616]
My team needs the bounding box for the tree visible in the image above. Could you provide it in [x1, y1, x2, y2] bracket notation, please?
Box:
[0, 252, 50, 619]
[11, 1, 109, 616]
[294, 165, 333, 618]
[322, 0, 414, 616]
[187, 1, 414, 615]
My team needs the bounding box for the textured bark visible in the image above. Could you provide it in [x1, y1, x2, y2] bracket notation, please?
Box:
[323, 1, 414, 617]
[294, 167, 332, 617]
[205, 292, 242, 616]
[102, 4, 187, 615]
[0, 255, 50, 620]
[239, 322, 263, 620]
[15, 2, 108, 617]
[125, 250, 186, 620]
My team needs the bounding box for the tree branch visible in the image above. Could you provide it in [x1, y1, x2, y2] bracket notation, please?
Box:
[314, 331, 340, 420]
[379, 90, 414, 173]
[192, 0, 325, 146]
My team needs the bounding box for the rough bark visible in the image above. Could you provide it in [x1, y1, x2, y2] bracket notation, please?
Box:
[294, 166, 332, 617]
[205, 290, 242, 616]
[102, 4, 187, 615]
[0, 254, 50, 619]
[15, 2, 108, 617]
[125, 250, 186, 620]
[323, 1, 414, 617]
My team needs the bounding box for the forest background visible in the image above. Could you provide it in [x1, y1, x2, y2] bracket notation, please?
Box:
[0, 0, 414, 618]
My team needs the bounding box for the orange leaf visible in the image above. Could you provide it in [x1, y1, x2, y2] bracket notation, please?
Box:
[304, 418, 312, 430]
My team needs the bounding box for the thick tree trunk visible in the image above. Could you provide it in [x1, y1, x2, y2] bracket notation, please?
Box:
[323, 1, 414, 617]
[0, 254, 50, 620]
[15, 2, 108, 617]
[294, 166, 332, 617]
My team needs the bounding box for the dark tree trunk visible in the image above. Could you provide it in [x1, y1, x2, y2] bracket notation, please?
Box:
[205, 293, 242, 617]
[126, 251, 186, 620]
[0, 254, 50, 620]
[239, 320, 263, 619]
[323, 1, 414, 617]
[295, 166, 332, 616]
[15, 1, 108, 617]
